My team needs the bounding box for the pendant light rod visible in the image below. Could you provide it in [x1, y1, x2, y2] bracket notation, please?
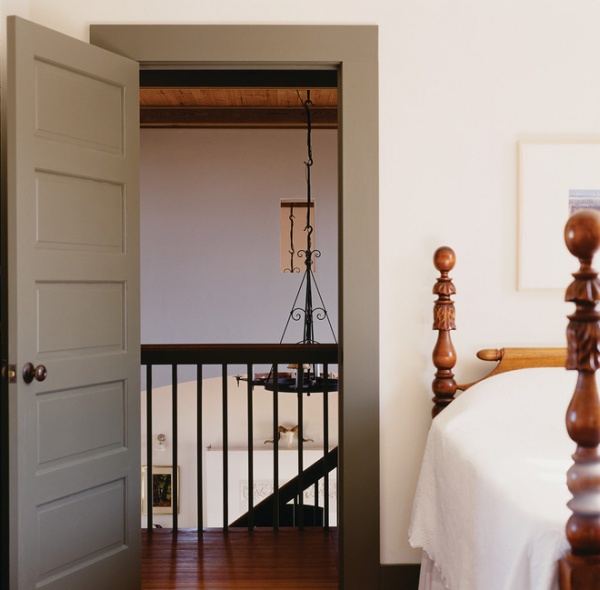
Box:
[278, 90, 336, 346]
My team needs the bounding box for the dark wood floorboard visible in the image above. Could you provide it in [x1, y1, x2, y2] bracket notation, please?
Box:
[141, 528, 339, 589]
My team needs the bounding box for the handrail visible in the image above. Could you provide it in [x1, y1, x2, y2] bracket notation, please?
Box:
[141, 343, 339, 365]
[230, 446, 338, 528]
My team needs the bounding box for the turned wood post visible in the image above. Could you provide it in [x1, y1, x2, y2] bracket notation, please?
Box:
[432, 246, 457, 417]
[560, 209, 600, 589]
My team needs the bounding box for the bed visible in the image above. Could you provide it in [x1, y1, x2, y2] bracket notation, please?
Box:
[409, 209, 600, 590]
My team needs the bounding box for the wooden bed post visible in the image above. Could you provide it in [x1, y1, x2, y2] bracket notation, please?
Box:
[560, 209, 600, 589]
[431, 246, 457, 417]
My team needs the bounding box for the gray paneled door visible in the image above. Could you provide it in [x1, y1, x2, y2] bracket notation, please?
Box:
[5, 16, 140, 589]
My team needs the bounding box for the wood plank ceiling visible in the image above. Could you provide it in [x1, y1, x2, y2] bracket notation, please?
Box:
[140, 70, 338, 129]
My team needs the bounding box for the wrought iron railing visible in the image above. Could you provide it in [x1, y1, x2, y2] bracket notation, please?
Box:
[141, 343, 338, 531]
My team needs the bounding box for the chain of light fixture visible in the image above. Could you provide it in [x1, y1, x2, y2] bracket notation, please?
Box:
[278, 90, 336, 346]
[237, 89, 338, 393]
[283, 203, 300, 273]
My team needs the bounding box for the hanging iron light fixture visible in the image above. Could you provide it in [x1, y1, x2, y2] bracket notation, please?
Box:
[278, 90, 337, 347]
[240, 90, 338, 393]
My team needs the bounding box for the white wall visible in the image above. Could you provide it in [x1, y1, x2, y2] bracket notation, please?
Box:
[141, 128, 338, 347]
[7, 0, 600, 565]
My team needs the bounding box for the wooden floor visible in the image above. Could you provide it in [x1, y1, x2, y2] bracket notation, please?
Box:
[141, 528, 339, 589]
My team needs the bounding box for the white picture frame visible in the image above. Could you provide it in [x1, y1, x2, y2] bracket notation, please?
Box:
[518, 140, 600, 290]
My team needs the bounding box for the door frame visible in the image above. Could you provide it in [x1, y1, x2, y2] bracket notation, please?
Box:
[90, 24, 379, 588]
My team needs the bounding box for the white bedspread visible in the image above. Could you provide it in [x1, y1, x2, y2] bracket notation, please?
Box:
[409, 367, 578, 590]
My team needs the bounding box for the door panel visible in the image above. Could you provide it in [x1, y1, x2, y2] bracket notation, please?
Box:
[34, 57, 125, 154]
[35, 171, 125, 252]
[37, 382, 126, 466]
[37, 281, 125, 354]
[5, 16, 140, 589]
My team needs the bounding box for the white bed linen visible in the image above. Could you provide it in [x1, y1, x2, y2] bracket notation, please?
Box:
[409, 368, 577, 590]
[418, 552, 447, 590]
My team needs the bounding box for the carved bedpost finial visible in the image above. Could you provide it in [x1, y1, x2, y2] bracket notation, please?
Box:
[432, 246, 457, 417]
[560, 209, 600, 588]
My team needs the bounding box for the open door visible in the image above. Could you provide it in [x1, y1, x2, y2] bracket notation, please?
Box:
[3, 16, 140, 589]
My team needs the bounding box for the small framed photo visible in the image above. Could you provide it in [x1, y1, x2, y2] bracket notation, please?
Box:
[141, 465, 180, 515]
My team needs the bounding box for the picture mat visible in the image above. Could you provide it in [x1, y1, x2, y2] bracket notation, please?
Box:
[518, 141, 600, 290]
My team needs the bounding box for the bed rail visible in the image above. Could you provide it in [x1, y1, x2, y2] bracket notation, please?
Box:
[457, 347, 567, 391]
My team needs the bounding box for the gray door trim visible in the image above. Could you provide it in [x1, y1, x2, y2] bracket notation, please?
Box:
[90, 24, 379, 589]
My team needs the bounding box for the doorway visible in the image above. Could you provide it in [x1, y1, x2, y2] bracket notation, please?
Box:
[90, 24, 379, 589]
[139, 68, 341, 531]
[102, 24, 380, 588]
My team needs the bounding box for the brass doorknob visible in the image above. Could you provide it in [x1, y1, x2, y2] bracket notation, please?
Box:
[22, 362, 47, 384]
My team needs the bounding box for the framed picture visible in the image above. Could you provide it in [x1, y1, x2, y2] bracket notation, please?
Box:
[141, 465, 180, 515]
[518, 140, 600, 290]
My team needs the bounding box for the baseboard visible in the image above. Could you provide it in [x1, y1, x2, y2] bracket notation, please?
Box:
[380, 563, 420, 590]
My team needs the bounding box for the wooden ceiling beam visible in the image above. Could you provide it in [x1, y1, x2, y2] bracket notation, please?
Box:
[139, 70, 338, 129]
[140, 69, 338, 88]
[140, 106, 338, 129]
